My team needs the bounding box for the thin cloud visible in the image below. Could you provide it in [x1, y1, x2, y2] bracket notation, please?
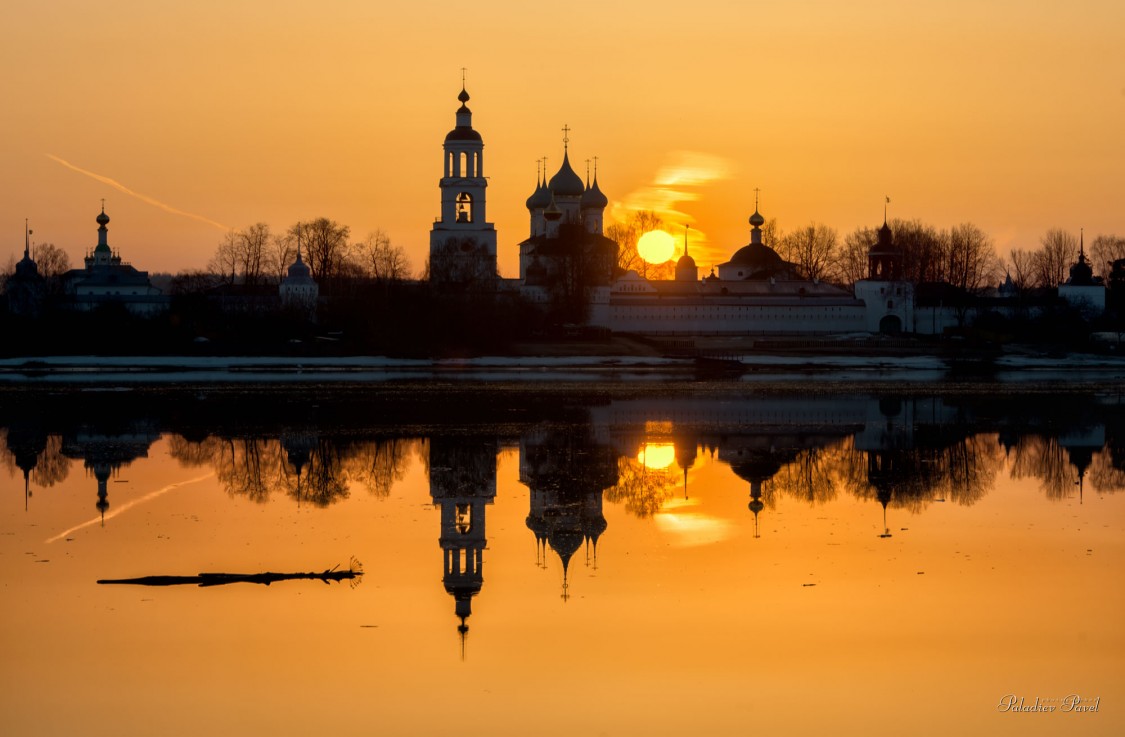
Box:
[610, 150, 735, 262]
[46, 154, 229, 231]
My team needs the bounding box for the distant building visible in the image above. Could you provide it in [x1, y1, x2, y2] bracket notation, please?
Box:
[61, 207, 166, 315]
[1058, 232, 1106, 314]
[278, 244, 318, 318]
[428, 86, 498, 288]
[5, 222, 45, 317]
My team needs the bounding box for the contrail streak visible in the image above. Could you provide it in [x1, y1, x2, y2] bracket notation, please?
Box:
[46, 154, 230, 231]
[46, 472, 214, 543]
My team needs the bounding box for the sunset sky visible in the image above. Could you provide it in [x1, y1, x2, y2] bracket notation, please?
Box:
[2, 0, 1122, 277]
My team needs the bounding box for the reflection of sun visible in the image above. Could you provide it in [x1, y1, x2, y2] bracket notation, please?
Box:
[638, 442, 676, 469]
[637, 230, 675, 264]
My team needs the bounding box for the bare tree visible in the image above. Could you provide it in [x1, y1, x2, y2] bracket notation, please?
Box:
[290, 218, 351, 281]
[777, 223, 839, 282]
[1034, 229, 1076, 288]
[210, 231, 239, 284]
[944, 222, 1000, 293]
[266, 233, 295, 283]
[30, 243, 71, 278]
[356, 230, 411, 282]
[1008, 249, 1036, 293]
[608, 210, 665, 276]
[1089, 234, 1125, 280]
[839, 227, 875, 286]
[237, 223, 271, 285]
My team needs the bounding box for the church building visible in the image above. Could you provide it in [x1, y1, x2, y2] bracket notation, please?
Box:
[61, 206, 166, 315]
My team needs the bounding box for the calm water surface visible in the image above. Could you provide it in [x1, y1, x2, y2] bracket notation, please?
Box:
[1, 385, 1122, 736]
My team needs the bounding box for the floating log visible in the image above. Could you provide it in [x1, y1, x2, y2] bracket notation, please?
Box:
[98, 561, 363, 587]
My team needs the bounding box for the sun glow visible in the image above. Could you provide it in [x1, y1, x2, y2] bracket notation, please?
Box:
[638, 442, 676, 470]
[637, 230, 676, 264]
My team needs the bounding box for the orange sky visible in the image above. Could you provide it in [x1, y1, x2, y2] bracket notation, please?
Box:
[2, 0, 1122, 277]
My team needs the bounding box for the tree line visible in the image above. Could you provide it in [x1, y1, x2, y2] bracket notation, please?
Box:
[203, 218, 412, 288]
[606, 210, 1125, 293]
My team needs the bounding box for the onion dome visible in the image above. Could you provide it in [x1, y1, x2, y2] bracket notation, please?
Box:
[96, 208, 110, 227]
[445, 86, 481, 142]
[548, 152, 585, 197]
[749, 209, 765, 228]
[1069, 251, 1094, 285]
[727, 242, 784, 272]
[526, 178, 551, 210]
[580, 176, 609, 210]
[285, 249, 314, 282]
[704, 268, 721, 283]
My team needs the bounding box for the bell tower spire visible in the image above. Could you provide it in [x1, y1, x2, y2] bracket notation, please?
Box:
[429, 79, 498, 287]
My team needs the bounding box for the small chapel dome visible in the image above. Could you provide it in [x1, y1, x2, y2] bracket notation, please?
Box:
[96, 209, 110, 226]
[749, 209, 765, 228]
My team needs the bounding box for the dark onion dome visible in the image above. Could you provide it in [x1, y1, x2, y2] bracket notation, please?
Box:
[445, 124, 482, 142]
[445, 87, 481, 142]
[727, 241, 784, 272]
[704, 268, 720, 283]
[548, 152, 585, 197]
[526, 179, 552, 210]
[1068, 251, 1094, 285]
[749, 208, 765, 228]
[580, 176, 609, 209]
[14, 254, 39, 279]
[675, 252, 697, 281]
[286, 251, 314, 281]
[96, 208, 110, 226]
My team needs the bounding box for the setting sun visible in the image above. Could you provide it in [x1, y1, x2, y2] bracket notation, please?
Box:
[637, 230, 676, 264]
[638, 442, 676, 470]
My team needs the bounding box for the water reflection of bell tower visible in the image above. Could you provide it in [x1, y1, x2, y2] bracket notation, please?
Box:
[428, 437, 497, 651]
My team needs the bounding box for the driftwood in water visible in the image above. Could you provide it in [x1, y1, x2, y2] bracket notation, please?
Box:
[98, 562, 363, 587]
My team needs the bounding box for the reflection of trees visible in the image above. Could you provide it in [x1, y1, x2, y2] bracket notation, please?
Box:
[1090, 451, 1125, 493]
[31, 435, 71, 487]
[1, 428, 72, 491]
[345, 438, 416, 498]
[1008, 437, 1074, 500]
[169, 433, 420, 505]
[766, 446, 842, 505]
[836, 435, 1001, 509]
[603, 456, 678, 518]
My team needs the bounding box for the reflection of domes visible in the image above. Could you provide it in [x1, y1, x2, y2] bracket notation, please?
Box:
[549, 153, 585, 197]
[549, 527, 584, 569]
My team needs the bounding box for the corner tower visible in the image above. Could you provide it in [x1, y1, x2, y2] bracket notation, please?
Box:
[428, 85, 498, 287]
